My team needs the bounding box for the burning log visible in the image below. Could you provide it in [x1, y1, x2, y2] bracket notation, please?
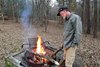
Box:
[26, 50, 60, 66]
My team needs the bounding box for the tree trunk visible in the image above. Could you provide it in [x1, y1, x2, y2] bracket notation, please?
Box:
[97, 0, 100, 31]
[11, 0, 15, 22]
[93, 0, 97, 38]
[0, 0, 4, 22]
[83, 0, 91, 34]
[99, 1, 100, 30]
[2, 12, 4, 22]
[82, 0, 86, 33]
[86, 0, 91, 34]
[15, 3, 19, 22]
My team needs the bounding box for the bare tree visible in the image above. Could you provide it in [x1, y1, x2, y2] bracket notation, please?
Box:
[82, 0, 91, 34]
[0, 0, 4, 22]
[93, 0, 97, 38]
[11, 0, 16, 22]
[86, 0, 91, 34]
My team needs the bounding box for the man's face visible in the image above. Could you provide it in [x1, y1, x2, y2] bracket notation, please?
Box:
[60, 10, 67, 19]
[60, 10, 70, 19]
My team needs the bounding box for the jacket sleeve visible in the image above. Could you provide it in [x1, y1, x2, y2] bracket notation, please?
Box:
[72, 16, 82, 44]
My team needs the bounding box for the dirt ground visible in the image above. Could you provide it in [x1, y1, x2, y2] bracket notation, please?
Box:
[0, 20, 100, 67]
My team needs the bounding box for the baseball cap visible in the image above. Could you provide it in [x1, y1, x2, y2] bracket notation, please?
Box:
[57, 6, 69, 16]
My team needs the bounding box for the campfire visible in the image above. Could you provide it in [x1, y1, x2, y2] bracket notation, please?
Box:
[36, 36, 46, 55]
[5, 36, 65, 67]
[21, 36, 60, 67]
[31, 36, 47, 64]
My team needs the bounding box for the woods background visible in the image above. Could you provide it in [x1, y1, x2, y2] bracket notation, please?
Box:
[0, 0, 100, 38]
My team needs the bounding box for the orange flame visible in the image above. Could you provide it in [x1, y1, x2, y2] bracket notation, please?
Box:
[36, 36, 46, 55]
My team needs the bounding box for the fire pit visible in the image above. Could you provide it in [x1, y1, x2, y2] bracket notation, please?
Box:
[21, 36, 59, 67]
[5, 36, 64, 67]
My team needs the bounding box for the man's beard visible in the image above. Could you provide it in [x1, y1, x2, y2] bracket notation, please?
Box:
[63, 16, 66, 19]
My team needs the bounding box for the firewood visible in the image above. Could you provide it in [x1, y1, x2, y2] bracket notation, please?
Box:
[27, 50, 60, 66]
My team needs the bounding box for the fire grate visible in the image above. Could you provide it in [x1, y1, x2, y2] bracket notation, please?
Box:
[5, 38, 64, 67]
[21, 47, 56, 67]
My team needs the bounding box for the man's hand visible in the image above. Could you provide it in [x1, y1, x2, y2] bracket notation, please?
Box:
[51, 46, 63, 58]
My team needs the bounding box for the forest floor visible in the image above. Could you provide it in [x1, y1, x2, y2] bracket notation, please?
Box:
[0, 20, 100, 67]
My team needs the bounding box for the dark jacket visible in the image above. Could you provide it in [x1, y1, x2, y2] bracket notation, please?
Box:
[63, 13, 82, 49]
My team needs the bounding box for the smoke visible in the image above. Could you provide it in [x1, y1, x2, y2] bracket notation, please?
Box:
[20, 0, 37, 44]
[49, 0, 59, 7]
[20, 0, 59, 43]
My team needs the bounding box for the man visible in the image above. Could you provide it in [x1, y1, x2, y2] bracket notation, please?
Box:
[57, 6, 82, 67]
